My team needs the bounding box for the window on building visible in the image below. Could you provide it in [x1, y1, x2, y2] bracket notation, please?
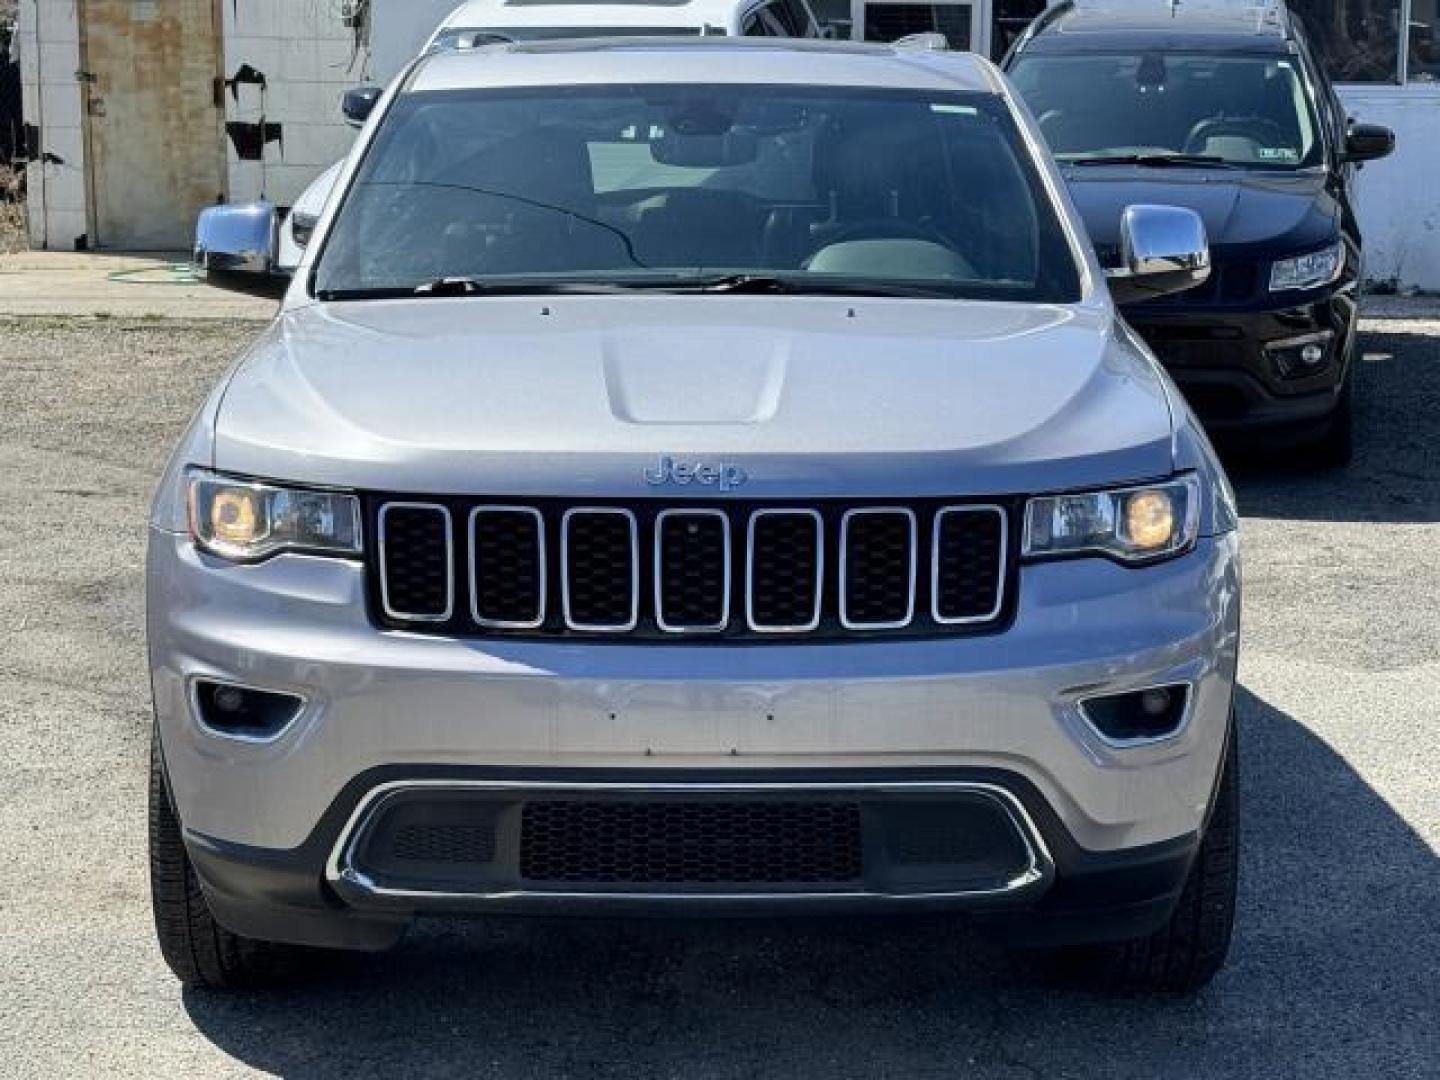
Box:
[1412, 0, 1440, 79]
[1291, 0, 1402, 82]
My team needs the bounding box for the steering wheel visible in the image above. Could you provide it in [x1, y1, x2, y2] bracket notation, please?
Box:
[1183, 116, 1292, 156]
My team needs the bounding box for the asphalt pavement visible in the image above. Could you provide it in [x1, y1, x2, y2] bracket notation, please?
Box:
[0, 310, 1435, 1078]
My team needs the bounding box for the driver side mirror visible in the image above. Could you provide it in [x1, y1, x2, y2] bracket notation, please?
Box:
[1344, 123, 1394, 164]
[342, 84, 382, 129]
[1105, 204, 1210, 306]
[193, 201, 289, 299]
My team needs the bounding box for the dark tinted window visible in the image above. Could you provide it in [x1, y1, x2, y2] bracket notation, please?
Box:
[314, 84, 1081, 302]
[1010, 52, 1323, 167]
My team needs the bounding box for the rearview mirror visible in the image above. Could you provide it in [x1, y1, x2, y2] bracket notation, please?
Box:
[1344, 122, 1394, 164]
[342, 84, 383, 128]
[193, 202, 289, 298]
[1106, 204, 1209, 305]
[651, 128, 758, 168]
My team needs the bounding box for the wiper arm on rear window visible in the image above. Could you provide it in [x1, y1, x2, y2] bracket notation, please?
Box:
[1062, 153, 1237, 169]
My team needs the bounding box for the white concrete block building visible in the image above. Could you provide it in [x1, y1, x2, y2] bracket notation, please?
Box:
[17, 0, 365, 250]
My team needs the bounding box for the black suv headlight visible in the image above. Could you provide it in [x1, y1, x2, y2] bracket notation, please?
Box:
[1022, 475, 1200, 564]
[187, 470, 361, 562]
[1269, 241, 1344, 292]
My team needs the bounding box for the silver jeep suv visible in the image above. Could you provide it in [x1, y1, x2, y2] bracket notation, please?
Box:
[156, 38, 1240, 992]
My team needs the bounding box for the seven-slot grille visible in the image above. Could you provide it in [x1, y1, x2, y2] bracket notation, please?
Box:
[369, 499, 1010, 640]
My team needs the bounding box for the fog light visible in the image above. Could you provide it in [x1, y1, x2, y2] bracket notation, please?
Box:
[193, 680, 304, 741]
[1079, 684, 1190, 745]
[1267, 333, 1332, 380]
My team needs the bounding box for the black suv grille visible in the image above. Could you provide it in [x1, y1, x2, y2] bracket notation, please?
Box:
[367, 497, 1012, 641]
[519, 800, 864, 885]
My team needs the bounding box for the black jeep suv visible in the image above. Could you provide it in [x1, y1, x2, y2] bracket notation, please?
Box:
[1004, 0, 1393, 465]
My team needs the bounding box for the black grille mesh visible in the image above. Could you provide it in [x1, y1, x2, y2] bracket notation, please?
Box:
[380, 506, 450, 618]
[934, 509, 1005, 622]
[748, 513, 822, 629]
[565, 511, 637, 628]
[471, 509, 544, 625]
[391, 823, 497, 865]
[520, 800, 864, 885]
[372, 499, 1009, 638]
[843, 512, 914, 625]
[657, 513, 728, 629]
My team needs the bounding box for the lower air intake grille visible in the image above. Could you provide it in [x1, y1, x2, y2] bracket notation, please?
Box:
[519, 800, 864, 885]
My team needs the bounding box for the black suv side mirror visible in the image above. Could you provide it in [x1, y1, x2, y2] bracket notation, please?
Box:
[342, 85, 383, 129]
[1344, 123, 1394, 164]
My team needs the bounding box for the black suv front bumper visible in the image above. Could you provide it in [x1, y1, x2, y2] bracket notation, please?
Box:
[1127, 283, 1358, 440]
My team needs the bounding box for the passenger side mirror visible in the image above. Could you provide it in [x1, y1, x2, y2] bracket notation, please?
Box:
[1344, 123, 1394, 164]
[342, 84, 383, 128]
[1106, 204, 1210, 306]
[193, 201, 289, 299]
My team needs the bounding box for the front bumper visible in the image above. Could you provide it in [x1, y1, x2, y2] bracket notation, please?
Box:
[148, 527, 1239, 945]
[1127, 287, 1358, 436]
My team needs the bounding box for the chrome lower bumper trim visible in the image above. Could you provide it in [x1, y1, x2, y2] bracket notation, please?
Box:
[325, 779, 1055, 904]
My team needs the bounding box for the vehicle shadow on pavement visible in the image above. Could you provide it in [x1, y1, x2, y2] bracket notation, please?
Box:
[180, 686, 1439, 1079]
[1226, 329, 1440, 522]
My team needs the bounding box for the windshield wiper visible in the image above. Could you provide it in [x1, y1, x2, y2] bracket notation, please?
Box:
[412, 277, 640, 297]
[671, 274, 962, 299]
[1062, 153, 1237, 170]
[314, 278, 646, 300]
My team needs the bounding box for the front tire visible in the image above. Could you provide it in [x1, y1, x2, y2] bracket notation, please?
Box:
[148, 728, 308, 988]
[1063, 720, 1239, 994]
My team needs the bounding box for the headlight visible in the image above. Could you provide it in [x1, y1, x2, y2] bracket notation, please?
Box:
[188, 471, 361, 561]
[1023, 476, 1200, 564]
[1269, 241, 1344, 292]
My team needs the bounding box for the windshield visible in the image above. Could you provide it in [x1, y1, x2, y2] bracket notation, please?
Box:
[429, 26, 702, 50]
[312, 84, 1081, 301]
[1009, 52, 1322, 169]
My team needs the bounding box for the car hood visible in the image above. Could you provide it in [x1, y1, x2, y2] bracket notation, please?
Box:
[1064, 167, 1338, 258]
[213, 296, 1175, 498]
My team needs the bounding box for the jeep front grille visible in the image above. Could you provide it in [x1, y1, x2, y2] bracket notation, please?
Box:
[368, 497, 1011, 641]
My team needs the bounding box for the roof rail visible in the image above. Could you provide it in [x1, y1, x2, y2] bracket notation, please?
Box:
[1016, 0, 1291, 37]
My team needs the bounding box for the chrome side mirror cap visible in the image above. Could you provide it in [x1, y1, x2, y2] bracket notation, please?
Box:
[1105, 204, 1210, 306]
[193, 202, 289, 299]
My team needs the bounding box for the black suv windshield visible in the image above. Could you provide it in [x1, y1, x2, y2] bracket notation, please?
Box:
[311, 84, 1081, 301]
[1009, 52, 1323, 170]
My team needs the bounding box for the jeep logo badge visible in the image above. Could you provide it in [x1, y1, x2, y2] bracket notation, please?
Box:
[644, 455, 747, 492]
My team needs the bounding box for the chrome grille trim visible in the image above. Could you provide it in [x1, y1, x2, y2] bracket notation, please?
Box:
[468, 505, 546, 630]
[377, 502, 454, 623]
[745, 508, 824, 634]
[931, 505, 1008, 626]
[839, 507, 918, 630]
[654, 509, 732, 634]
[561, 507, 640, 633]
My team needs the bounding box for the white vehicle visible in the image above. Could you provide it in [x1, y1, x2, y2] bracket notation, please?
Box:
[275, 0, 824, 268]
